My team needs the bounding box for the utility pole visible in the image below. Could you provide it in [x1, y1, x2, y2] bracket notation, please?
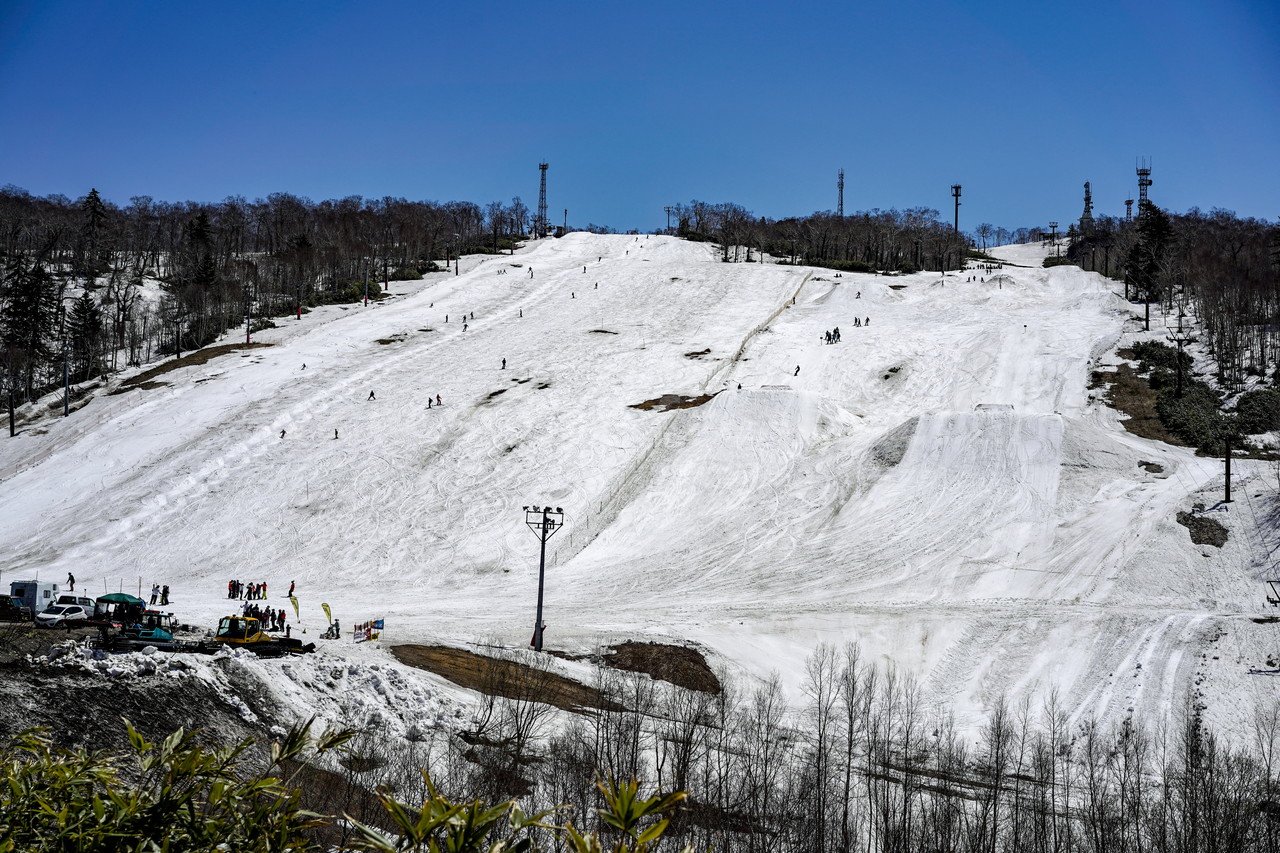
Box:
[62, 337, 70, 417]
[1166, 313, 1197, 398]
[951, 184, 962, 233]
[563, 208, 568, 233]
[1224, 436, 1233, 503]
[523, 506, 564, 652]
[837, 169, 845, 218]
[664, 206, 673, 233]
[1049, 221, 1059, 257]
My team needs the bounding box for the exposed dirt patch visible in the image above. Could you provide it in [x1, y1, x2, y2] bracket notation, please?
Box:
[115, 343, 273, 392]
[684, 348, 711, 359]
[1176, 511, 1228, 547]
[390, 645, 624, 713]
[375, 334, 407, 345]
[1091, 359, 1186, 446]
[599, 641, 720, 694]
[589, 329, 618, 335]
[630, 392, 720, 412]
[535, 382, 551, 390]
[889, 284, 908, 290]
[1140, 461, 1165, 473]
[487, 389, 507, 399]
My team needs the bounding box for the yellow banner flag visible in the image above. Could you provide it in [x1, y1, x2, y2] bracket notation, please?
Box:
[289, 596, 300, 621]
[321, 602, 332, 625]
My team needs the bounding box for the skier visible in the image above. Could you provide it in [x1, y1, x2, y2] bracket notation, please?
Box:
[583, 266, 587, 273]
[288, 581, 295, 597]
[161, 585, 169, 606]
[334, 429, 338, 440]
[228, 580, 235, 599]
[150, 584, 159, 605]
[501, 358, 506, 369]
[470, 312, 474, 320]
[368, 390, 376, 401]
[280, 429, 286, 439]
[463, 323, 468, 331]
[302, 363, 306, 369]
[737, 383, 742, 390]
[428, 399, 432, 409]
[66, 573, 75, 592]
[436, 394, 442, 406]
[571, 293, 575, 299]
[519, 309, 523, 318]
[865, 317, 870, 325]
[529, 268, 534, 278]
[794, 365, 800, 377]
[856, 291, 861, 299]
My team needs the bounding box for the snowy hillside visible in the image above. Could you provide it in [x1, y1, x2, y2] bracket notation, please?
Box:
[2, 234, 1273, 736]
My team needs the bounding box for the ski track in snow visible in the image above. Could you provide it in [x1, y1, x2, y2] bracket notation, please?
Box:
[2, 235, 1273, 739]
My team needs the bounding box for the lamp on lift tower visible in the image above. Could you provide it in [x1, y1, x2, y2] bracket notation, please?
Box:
[523, 506, 565, 652]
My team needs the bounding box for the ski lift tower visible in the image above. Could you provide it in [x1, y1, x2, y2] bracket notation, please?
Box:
[523, 506, 564, 651]
[536, 162, 549, 239]
[1165, 313, 1197, 398]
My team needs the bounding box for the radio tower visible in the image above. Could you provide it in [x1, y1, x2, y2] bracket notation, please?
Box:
[1079, 181, 1094, 234]
[837, 169, 845, 217]
[536, 162, 549, 238]
[1136, 157, 1153, 214]
[1125, 198, 1134, 222]
[951, 184, 962, 233]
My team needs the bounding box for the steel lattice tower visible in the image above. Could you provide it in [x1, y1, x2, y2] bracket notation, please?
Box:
[1125, 198, 1134, 222]
[1136, 158, 1153, 211]
[837, 169, 845, 217]
[536, 162, 549, 238]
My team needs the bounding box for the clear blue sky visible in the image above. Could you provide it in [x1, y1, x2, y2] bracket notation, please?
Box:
[2, 0, 1277, 233]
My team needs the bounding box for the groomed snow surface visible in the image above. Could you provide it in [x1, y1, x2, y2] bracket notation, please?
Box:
[3, 234, 1276, 741]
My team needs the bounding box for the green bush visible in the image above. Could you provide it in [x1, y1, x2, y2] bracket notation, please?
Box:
[1234, 389, 1280, 435]
[1156, 379, 1228, 451]
[0, 722, 690, 853]
[1129, 340, 1191, 374]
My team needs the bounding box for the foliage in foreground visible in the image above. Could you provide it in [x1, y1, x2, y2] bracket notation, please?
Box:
[0, 720, 688, 853]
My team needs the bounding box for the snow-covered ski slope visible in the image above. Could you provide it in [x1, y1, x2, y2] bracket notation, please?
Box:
[2, 234, 1274, 735]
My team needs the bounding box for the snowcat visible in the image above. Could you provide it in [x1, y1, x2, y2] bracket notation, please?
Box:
[214, 616, 314, 656]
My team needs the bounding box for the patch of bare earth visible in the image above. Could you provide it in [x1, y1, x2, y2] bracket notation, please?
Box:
[1090, 350, 1185, 446]
[631, 392, 719, 412]
[390, 645, 624, 713]
[599, 641, 721, 694]
[113, 343, 273, 393]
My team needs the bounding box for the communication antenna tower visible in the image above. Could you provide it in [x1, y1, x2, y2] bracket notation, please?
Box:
[1136, 157, 1153, 211]
[536, 162, 549, 239]
[1125, 198, 1134, 222]
[1079, 181, 1094, 233]
[837, 169, 845, 217]
[951, 184, 962, 233]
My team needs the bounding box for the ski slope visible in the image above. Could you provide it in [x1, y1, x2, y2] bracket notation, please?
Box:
[1, 234, 1273, 736]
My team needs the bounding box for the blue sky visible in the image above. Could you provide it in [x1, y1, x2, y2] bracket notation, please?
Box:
[1, 0, 1276, 233]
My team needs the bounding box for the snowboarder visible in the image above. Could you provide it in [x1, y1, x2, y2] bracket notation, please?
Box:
[280, 429, 286, 439]
[427, 399, 432, 409]
[368, 390, 376, 401]
[571, 293, 575, 299]
[334, 429, 338, 440]
[794, 365, 800, 376]
[583, 266, 587, 273]
[501, 358, 506, 369]
[519, 309, 523, 318]
[594, 282, 598, 289]
[529, 268, 534, 278]
[470, 312, 474, 320]
[66, 573, 75, 591]
[865, 317, 870, 325]
[288, 581, 295, 597]
[463, 323, 468, 331]
[738, 383, 742, 390]
[302, 363, 306, 369]
[161, 585, 170, 605]
[436, 394, 442, 406]
[856, 291, 861, 299]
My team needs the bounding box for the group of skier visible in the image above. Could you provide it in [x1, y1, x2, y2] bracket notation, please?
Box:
[240, 601, 290, 634]
[148, 584, 170, 606]
[823, 327, 842, 344]
[227, 579, 269, 600]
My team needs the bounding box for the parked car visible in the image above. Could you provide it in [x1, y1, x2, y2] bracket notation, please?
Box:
[0, 594, 32, 622]
[54, 593, 95, 612]
[35, 604, 90, 629]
